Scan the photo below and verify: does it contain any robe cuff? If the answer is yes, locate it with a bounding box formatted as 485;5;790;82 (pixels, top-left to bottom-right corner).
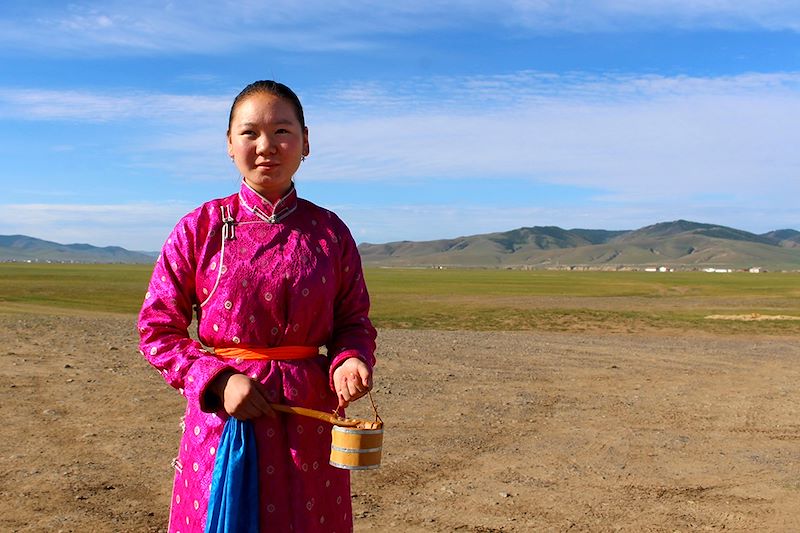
328;349;372;391
184;355;235;413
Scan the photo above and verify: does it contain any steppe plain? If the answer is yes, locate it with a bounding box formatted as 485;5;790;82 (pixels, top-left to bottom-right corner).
1;266;799;532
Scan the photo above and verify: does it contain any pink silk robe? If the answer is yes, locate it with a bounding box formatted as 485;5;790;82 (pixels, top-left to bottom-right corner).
137;181;377;533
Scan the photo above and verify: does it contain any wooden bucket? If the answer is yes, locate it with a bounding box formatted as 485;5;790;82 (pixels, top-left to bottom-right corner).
329;425;383;470
269;391;384;470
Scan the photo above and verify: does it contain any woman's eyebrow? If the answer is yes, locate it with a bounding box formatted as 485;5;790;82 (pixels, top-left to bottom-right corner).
238;119;295;127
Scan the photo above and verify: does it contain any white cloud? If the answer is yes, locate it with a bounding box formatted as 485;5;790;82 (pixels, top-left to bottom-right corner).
0;88;228;122
2;70;799;246
2;1;800;57
299;72;800;206
0;202;196;250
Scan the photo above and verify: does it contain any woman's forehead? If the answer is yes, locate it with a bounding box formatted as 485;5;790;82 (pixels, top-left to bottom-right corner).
232;93;298;124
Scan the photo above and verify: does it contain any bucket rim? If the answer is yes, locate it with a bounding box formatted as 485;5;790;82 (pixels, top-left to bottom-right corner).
332;426;384;435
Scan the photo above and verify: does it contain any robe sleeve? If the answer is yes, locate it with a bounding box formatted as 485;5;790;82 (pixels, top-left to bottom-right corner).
326;216;378;388
137;212;231;412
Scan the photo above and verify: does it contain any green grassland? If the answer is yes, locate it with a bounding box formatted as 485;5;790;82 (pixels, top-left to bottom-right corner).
1;264;798;334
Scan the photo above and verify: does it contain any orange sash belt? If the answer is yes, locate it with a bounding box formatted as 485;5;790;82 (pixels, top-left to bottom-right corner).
215;346;319;360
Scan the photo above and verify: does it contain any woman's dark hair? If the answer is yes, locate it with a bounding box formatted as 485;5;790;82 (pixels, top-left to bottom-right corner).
227;80;306;133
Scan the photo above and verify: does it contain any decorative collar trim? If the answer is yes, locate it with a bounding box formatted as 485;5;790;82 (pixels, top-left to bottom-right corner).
238;180;298;224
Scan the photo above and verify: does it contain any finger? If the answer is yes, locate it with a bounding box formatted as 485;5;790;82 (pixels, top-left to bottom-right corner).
249;381;276;418
357;365;372;389
336;389;349;409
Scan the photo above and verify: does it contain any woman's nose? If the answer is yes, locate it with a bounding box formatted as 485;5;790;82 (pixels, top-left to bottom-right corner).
256;134;276;154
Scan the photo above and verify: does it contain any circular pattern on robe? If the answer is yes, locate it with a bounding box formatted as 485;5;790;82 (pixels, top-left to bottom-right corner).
209;447;216;455
213;324;219;332
249;315;256;323
192;463;199;472
271;327;279;335
264;292;273;301
321;276;326;284
344;266;350;272
306;500;314;511
193;500;199;510
311;219;317;226
267;504;275;513
302;463;308;472
232;336;240;344
202;288;209;295
171;262;178;270
317;425;324;435
160;276;166;282
320;516;325;524
176;495;181;503
325;480;331;488
220;265;227;274
336;496;342;505
293;323;300;332
193;426;200;436
302;288;309;297
145;291;151;299
224;300;232;310
296;425;304;434
210;261;217;270
313;461;319;470
267;428;275;438
266;465;275;474
241;279;248;287
149;347;157;355
332;235;338;243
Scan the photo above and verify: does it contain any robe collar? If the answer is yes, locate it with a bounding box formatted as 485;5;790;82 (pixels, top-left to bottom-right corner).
238;180;298;224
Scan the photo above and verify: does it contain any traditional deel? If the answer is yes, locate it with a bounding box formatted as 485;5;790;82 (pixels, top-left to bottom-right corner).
138;181;377;532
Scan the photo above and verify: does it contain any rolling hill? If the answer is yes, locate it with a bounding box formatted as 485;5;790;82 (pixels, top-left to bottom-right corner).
358;220;800;270
0;235;156;264
4;220;799;269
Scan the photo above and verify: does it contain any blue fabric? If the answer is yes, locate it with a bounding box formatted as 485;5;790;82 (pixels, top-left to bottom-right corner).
205;418;260;533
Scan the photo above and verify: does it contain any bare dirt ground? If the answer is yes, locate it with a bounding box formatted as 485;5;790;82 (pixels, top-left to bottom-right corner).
1;307;799;532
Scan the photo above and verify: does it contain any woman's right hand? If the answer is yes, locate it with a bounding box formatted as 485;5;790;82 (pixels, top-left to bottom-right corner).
212;371;276;420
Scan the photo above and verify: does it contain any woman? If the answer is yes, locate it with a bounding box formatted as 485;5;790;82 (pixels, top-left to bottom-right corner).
138;80;377;532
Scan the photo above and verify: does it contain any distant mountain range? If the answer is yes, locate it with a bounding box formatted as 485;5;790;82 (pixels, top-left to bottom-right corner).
0;235;156;264
358;220;800;270
3;220;800;269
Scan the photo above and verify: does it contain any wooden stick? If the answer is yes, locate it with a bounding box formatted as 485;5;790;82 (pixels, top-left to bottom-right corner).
269;403;362;427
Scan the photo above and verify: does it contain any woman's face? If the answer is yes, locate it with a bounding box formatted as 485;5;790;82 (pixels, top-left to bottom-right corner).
227;92;309;202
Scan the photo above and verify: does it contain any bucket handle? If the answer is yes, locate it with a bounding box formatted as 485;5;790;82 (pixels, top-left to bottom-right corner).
270;391;382;428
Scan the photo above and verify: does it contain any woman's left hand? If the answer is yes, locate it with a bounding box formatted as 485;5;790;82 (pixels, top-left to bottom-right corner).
333;357;372;408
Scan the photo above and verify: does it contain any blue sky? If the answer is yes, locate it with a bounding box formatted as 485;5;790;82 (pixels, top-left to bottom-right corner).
1;1;799;251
